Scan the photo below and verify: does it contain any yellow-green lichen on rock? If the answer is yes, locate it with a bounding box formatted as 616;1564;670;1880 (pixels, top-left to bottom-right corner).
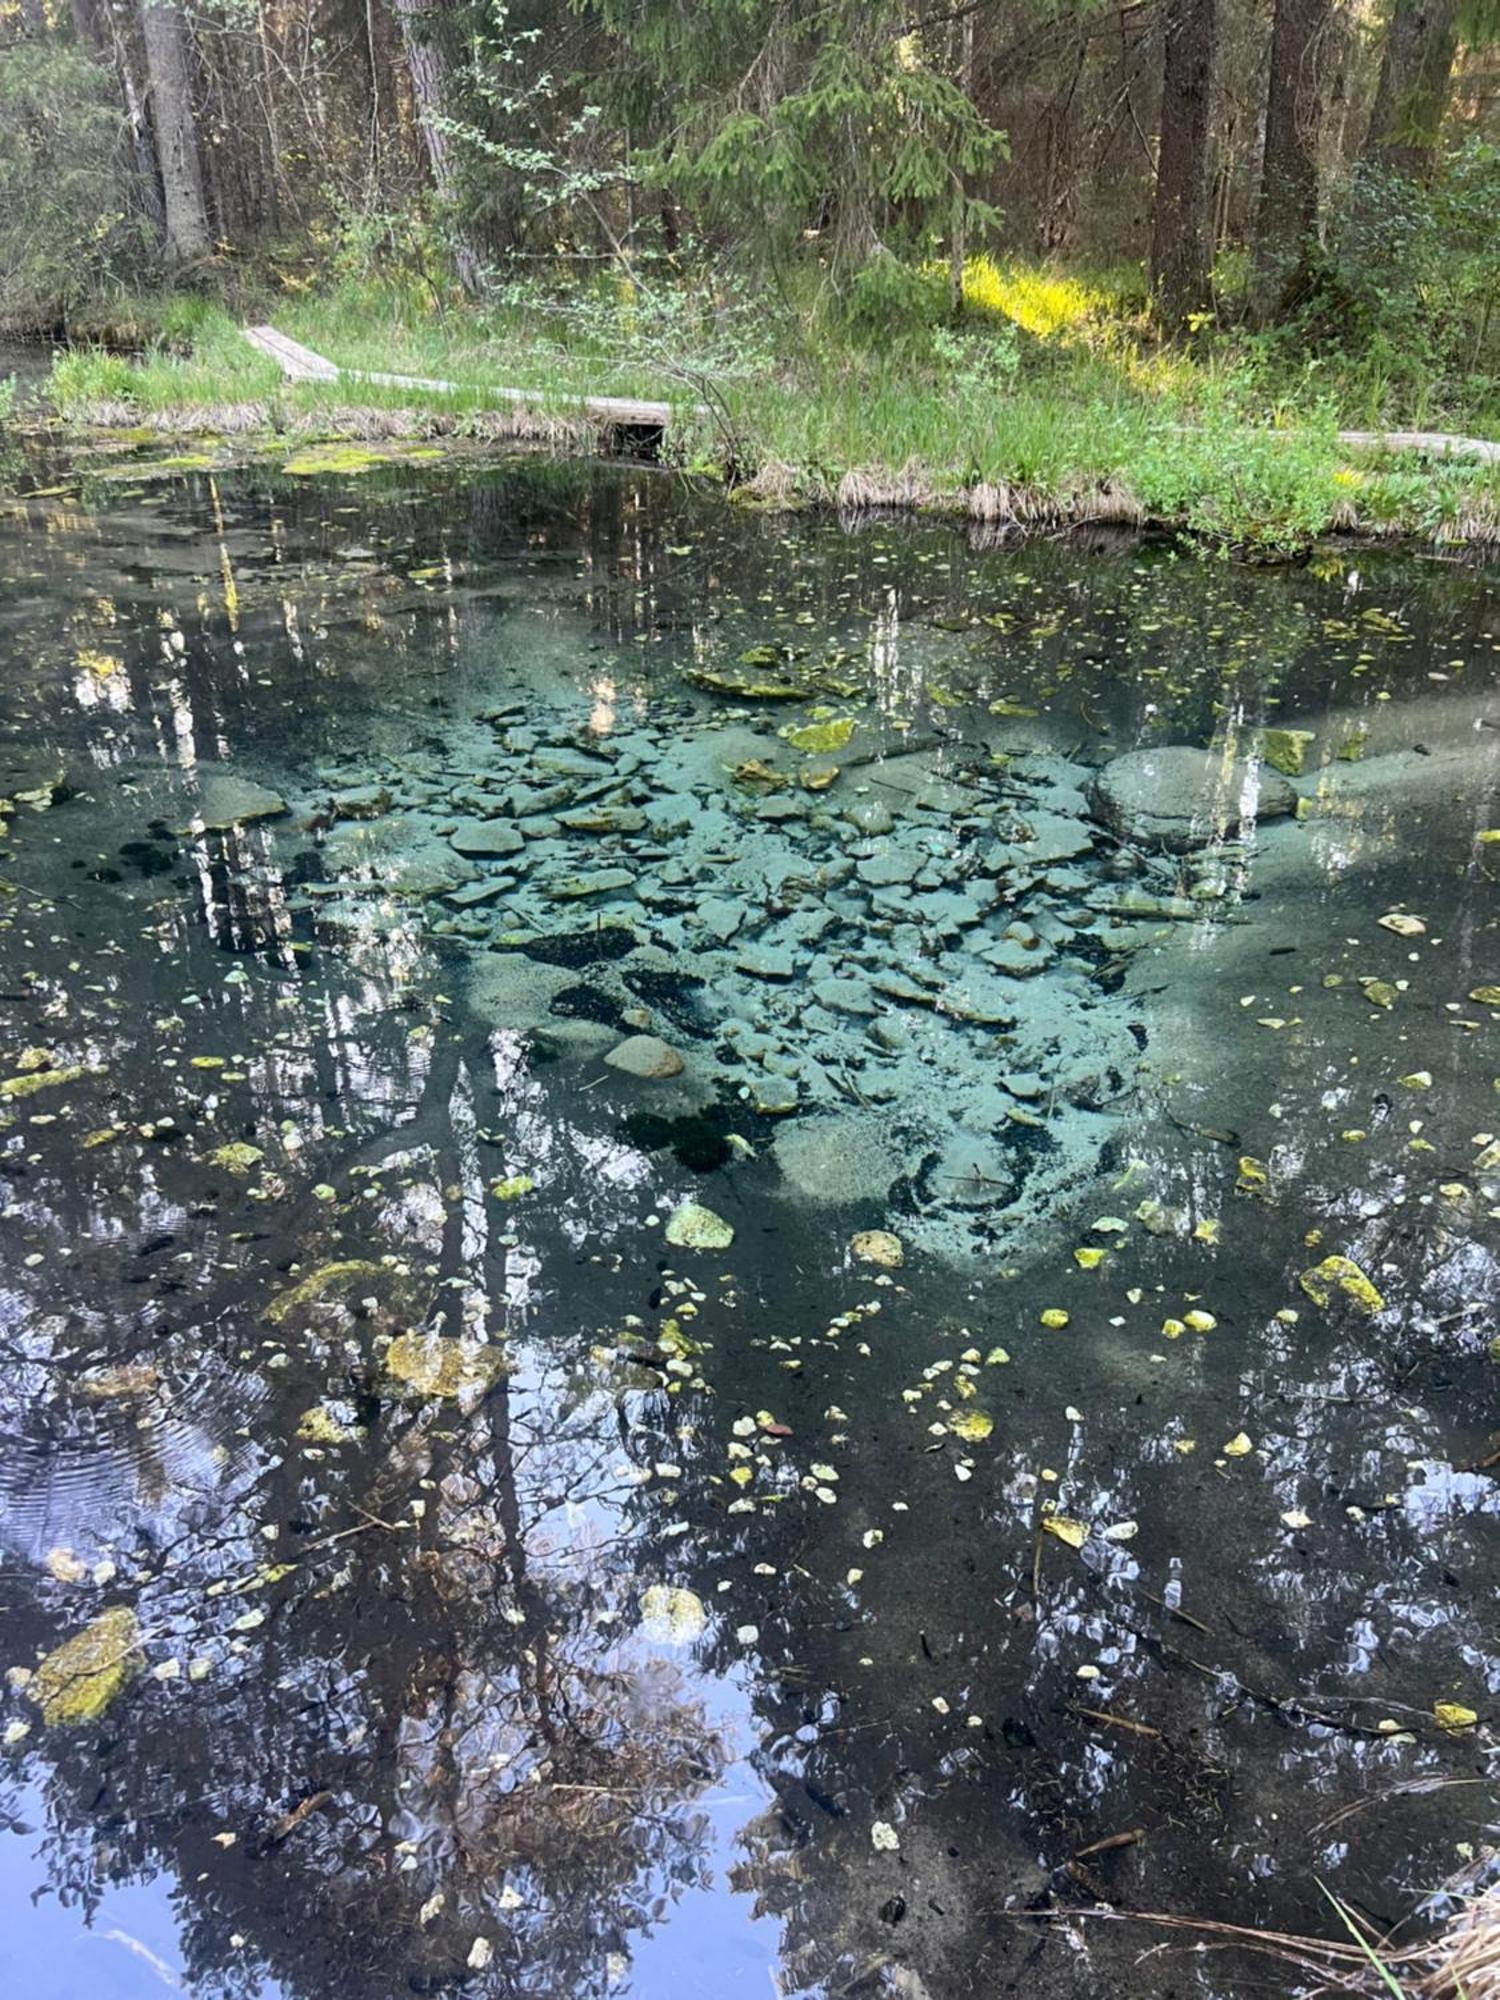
29;1606;141;1725
1298;1254;1385;1315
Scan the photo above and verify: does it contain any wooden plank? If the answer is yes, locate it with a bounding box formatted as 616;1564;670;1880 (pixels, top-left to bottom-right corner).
243;323;706;425
1335;427;1500;465
244;325;339;383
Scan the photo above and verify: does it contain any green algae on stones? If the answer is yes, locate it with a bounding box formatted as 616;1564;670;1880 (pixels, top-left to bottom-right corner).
1298;1254;1385;1315
264;1258;387;1324
297;1403;366;1445
779;715;855;755
638;1585;707;1645
0;1064;87;1101
209;1142;264;1172
664;1201;735;1251
29;1606;141;1725
383;1331;508;1401
1262;728;1317;776
281;442;444;477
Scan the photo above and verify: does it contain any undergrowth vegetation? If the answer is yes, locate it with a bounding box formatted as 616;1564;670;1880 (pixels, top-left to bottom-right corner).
38;244;1500;557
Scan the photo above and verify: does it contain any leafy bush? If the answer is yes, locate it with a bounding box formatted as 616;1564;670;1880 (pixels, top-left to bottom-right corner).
1272;138;1500;426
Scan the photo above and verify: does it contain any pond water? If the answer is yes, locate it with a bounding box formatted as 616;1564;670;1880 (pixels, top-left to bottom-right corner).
0;450;1496;2000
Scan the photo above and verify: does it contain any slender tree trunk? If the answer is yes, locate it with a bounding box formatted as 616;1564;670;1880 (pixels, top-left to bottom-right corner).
389;0;482;293
1363;0;1461;178
1251;0;1334;317
1150;0;1219;327
77;0;167;239
137;0;212;261
20;0;47;36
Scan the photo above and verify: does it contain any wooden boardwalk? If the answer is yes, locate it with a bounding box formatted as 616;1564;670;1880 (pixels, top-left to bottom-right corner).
243;324;705;427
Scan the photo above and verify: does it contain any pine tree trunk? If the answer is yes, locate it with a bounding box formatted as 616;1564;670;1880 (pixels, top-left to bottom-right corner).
1363;0;1461;178
1251;0;1333;317
137;0;212;262
1150;0;1219;327
389;0;482;293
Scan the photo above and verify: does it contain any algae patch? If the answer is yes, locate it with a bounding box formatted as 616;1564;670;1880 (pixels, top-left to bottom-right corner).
0;1065;88;1101
28;1607;141;1725
282;442;445;477
1298;1254;1385;1315
383;1332;507;1400
265;1259;387;1324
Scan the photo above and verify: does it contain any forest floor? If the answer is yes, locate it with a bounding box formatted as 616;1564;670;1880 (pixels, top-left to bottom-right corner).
22;263;1500;557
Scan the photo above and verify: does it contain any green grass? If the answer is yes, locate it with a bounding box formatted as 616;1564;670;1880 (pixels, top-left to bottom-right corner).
36;264;1500;555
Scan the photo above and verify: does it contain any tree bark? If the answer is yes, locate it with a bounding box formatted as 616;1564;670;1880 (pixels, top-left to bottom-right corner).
1251;0;1334;317
137;0;212;262
19;0;47;37
1150;0;1218;327
389;0;482;293
1363;0;1461;178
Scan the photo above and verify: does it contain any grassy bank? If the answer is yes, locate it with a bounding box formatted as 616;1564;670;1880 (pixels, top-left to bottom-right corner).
31;265;1500;555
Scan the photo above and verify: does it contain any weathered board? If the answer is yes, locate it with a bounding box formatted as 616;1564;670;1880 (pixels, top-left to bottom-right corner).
244;324;705;427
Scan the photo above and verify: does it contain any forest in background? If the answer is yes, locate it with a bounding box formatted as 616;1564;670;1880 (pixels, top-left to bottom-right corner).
3;0;1500;549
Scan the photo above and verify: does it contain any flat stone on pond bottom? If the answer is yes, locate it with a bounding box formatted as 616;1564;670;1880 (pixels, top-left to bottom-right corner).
449;819;525;858
184;772;288;833
1088;747;1297;853
605;1034;685;1080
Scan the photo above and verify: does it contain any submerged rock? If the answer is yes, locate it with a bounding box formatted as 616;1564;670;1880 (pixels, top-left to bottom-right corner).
605;1034;685;1080
664;1201;735;1251
29;1606;141;1725
384;1332;508;1400
185;771;289;833
1298;1254;1385;1315
746;1072;799;1115
850;1228;904;1268
449;819;524;858
1089;746;1297;852
773;1115;900;1205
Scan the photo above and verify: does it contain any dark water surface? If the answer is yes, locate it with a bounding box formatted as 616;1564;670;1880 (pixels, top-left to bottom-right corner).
0;451;1496;1999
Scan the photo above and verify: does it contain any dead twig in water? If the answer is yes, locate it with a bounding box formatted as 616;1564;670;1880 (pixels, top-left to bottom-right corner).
1073;1828;1145;1861
1068;1705;1162;1740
